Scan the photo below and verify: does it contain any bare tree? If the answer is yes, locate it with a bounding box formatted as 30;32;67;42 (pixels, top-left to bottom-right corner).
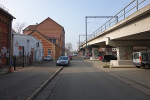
13;22;26;34
65;42;73;55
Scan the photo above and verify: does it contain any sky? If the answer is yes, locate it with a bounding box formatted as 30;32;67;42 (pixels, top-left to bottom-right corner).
1;0;150;51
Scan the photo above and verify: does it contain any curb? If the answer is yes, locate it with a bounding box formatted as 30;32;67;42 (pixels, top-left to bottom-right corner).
26;66;63;100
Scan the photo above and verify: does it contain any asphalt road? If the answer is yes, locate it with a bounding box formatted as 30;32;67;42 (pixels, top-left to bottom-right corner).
35;57;150;100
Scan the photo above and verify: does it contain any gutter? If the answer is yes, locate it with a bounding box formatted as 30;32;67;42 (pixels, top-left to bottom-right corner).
9;18;14;72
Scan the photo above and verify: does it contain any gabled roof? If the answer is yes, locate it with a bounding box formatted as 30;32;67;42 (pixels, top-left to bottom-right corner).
37;17;64;28
0;7;16;19
23;25;37;31
12;33;42;45
12;29;16;33
29;30;58;46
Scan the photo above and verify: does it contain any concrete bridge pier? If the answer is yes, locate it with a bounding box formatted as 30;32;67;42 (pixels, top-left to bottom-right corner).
106;38;134;67
85;48;89;56
110;46;133;67
80;50;84;57
90;48;99;60
106;48;112;55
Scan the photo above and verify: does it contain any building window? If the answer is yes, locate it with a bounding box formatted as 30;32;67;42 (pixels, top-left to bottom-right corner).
50;38;56;44
48;49;51;55
42;49;44;56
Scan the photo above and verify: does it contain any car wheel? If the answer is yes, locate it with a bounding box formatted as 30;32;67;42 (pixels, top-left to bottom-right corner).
56;63;58;66
144;64;149;69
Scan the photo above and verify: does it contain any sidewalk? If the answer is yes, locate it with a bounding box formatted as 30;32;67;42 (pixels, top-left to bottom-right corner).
0;61;62;100
85;60;150;95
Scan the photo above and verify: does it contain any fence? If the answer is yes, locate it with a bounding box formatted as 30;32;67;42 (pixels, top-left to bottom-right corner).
13;55;32;69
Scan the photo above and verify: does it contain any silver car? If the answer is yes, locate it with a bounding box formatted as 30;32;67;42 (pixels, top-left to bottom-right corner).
56;56;70;66
43;55;53;61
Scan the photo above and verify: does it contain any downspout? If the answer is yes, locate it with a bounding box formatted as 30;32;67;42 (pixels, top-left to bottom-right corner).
9;19;13;72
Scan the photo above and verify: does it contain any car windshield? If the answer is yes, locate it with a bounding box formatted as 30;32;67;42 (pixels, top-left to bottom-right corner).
58;57;68;60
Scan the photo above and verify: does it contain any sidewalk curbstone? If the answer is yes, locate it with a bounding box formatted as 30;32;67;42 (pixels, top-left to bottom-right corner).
26;66;63;100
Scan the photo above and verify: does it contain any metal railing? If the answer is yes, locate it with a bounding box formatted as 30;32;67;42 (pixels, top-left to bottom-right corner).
80;0;147;47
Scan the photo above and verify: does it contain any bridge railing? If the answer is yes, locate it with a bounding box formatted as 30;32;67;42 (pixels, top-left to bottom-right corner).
80;0;147;47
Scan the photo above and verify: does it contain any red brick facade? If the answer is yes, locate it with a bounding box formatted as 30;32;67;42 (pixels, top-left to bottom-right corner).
29;30;59;59
0;8;14;68
23;17;65;59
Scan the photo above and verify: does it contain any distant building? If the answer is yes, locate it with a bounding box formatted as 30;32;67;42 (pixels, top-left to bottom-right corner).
23;17;65;59
28;30;59;59
13;34;43;62
0;5;15;74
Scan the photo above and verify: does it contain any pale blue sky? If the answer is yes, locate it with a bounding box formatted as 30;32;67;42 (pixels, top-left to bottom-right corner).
1;0;150;50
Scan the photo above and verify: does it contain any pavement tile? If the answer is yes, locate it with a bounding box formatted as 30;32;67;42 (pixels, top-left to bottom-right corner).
0;61;61;100
85;60;150;91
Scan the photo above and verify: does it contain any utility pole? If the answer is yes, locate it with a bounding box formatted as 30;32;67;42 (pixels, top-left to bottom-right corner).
79;34;95;50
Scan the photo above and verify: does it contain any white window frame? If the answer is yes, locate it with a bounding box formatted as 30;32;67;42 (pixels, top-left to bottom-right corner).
48;49;51;55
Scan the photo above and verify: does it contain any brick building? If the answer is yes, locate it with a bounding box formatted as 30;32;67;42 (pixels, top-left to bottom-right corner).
23;17;65;59
0;6;15;74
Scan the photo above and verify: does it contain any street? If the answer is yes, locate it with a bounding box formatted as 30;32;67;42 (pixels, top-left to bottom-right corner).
35;57;150;100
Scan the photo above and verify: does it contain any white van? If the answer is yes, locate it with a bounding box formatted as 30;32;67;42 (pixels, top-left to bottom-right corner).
133;52;150;69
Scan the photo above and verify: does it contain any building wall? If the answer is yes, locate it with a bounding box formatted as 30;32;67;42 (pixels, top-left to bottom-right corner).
23;17;65;57
35;18;65;56
30;31;59;59
0;9;12;68
13;34;43;61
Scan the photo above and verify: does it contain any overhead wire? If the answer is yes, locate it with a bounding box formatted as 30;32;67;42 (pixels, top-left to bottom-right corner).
87;0;119;34
87;0;113;34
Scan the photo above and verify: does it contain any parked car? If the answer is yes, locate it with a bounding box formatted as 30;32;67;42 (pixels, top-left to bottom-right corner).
101;55;117;62
73;53;78;56
83;54;90;59
56;56;70;66
43;55;53;61
68;55;72;60
133;52;150;69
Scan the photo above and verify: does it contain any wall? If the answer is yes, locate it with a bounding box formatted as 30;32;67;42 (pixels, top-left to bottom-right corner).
0;9;11;69
13;34;43;61
36;17;65;56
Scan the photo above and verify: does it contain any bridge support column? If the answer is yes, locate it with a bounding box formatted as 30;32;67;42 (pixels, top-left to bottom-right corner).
106;48;112;55
106;38;135;67
85;48;89;56
110;46;134;68
117;46;132;60
90;48;99;60
79;50;84;57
